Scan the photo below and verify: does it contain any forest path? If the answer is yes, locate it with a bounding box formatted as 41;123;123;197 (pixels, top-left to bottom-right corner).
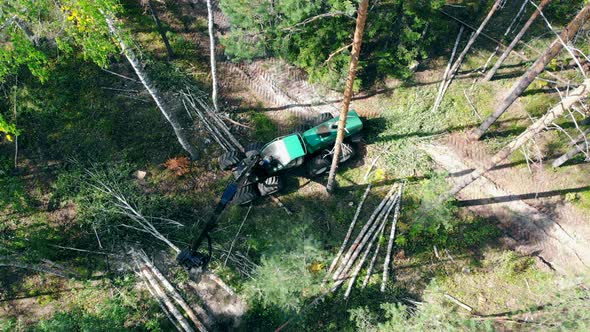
422;140;590;274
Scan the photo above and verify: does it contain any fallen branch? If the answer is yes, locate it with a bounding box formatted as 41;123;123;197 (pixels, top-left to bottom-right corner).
324;43;353;65
225;204;252;267
444;293;473;312
270;195;292;215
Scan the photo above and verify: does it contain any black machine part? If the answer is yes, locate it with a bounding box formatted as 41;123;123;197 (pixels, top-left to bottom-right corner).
176;153;262;270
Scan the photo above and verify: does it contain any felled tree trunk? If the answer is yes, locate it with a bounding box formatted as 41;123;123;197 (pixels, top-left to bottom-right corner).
104;15;199;160
443;79;590;199
552;127;590;167
471;4;590;140
326;0;369;193
206;0;220;112
484;0;552;81
431;0;502;113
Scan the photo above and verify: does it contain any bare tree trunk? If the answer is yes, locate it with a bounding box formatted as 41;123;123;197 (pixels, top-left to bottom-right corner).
484;0;552;81
443;79;590;199
381;183;403;292
471;4;590;140
326;0;369;193
552;127;590;167
323;183;371;284
432;25;465;113
431;0;502;113
206;0;220;112
137;251;210;331
146;0;174;60
139;265;195;332
103;15;199;160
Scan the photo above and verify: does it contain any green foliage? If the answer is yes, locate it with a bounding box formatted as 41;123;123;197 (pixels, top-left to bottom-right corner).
220;0;446;88
59;0;123;68
0;29;49;82
250;111;278;142
242;237;324;313
33;279;166;331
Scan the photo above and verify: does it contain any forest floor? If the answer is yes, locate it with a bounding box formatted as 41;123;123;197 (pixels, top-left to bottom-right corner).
3;1;590;331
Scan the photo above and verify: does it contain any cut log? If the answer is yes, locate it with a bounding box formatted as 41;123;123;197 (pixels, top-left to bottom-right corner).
472;4;590;140
484;0;552;81
481;0;528;73
138;264;195;332
443;79;590;199
361;208;386;289
324;183;372;284
332;184;397;280
344;207;389;298
137;251;210;331
381;183;403;292
552;144;589;168
336;191;400;286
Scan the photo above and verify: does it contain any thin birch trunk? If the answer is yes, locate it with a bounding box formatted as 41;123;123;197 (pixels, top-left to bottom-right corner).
336;191;399;285
472;4;590;140
381;184;403;292
552;143;589;168
482;0;528;72
326;0;369;192
206;0;219;112
344;210;388;298
432;25;465;113
324;183;372;284
146;0;174;60
103;14;199;160
443;79;590;199
484;0;552;81
431;0;502;113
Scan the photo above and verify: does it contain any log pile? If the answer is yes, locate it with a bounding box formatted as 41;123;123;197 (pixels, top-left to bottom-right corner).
324;183;404;298
180;88;244;153
132;249;212;332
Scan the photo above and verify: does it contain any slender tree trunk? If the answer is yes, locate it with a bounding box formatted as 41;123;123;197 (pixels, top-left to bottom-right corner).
146;0;174;60
326;0;369;193
552;127;590;167
104;15;199;160
484;0;552;82
471;4;590;140
206;0;220;112
431;0;502;113
443;79;590;199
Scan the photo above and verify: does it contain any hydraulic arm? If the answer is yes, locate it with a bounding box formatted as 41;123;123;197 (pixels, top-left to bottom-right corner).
176;154;261;270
